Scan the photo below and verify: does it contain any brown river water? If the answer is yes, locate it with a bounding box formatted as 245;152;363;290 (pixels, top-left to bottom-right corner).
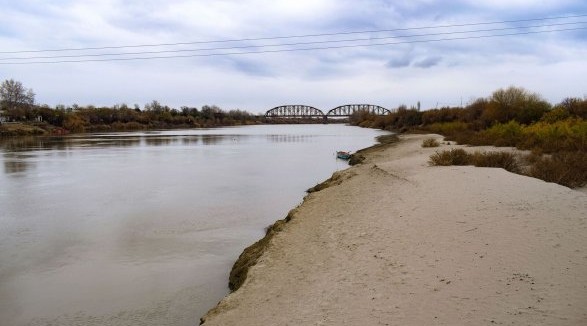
0;124;387;325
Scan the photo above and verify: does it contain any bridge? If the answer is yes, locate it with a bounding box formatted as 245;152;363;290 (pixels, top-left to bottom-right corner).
326;104;391;117
265;104;391;119
265;105;325;118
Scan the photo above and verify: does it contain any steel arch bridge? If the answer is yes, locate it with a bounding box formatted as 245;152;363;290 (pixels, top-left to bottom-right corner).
264;104;390;119
326;104;391;117
265;105;325;118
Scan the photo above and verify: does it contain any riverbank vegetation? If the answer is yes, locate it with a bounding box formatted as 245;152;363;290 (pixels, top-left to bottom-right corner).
0;79;263;136
351;86;587;188
1;101;262;136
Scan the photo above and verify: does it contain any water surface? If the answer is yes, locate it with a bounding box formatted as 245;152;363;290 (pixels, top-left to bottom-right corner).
0;124;388;325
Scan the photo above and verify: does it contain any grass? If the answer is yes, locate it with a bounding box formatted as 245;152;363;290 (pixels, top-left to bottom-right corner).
0;123;46;136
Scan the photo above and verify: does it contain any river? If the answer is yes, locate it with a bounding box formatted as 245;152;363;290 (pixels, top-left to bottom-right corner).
0;124;388;325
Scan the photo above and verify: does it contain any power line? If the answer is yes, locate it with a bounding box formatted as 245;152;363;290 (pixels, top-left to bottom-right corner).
1;21;584;61
0;13;585;54
1;26;583;65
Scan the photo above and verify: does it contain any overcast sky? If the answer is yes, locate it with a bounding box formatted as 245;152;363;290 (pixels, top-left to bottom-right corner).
1;0;586;113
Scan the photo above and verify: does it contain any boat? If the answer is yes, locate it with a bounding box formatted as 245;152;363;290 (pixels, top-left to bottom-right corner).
336;151;351;160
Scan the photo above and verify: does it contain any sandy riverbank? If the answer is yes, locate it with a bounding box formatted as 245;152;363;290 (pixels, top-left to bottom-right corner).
201;134;587;325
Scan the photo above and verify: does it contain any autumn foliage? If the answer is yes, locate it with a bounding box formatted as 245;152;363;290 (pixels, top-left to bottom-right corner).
352;86;587;188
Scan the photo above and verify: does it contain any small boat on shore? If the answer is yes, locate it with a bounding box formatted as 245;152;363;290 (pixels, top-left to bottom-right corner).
336;151;351;160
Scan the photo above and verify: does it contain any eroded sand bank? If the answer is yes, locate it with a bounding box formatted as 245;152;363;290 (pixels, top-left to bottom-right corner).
201;134;587;325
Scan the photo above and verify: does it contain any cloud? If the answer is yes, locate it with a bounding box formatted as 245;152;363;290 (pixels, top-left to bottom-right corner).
0;0;586;111
224;57;275;77
459;0;582;11
386;50;443;69
386;56;411;68
413;56;442;68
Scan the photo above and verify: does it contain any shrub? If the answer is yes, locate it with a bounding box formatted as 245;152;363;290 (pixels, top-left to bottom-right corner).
430;149;586;188
429;149;470;166
541;107;570;123
429;149;521;173
520;118;587;152
482;86;551;125
425;121;470;137
527;151;587;188
479;120;524;147
470;151;521;173
421;138;440;147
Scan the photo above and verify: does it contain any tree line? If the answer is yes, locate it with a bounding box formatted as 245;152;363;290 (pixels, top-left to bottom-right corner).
350;86;586;133
0;79;261;133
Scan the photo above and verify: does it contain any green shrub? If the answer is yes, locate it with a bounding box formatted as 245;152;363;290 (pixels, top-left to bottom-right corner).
541;107;570;123
520;118;587;152
421;138;440;147
480;120;524;147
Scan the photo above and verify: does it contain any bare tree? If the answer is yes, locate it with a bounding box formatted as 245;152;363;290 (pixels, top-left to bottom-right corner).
0;79;35;110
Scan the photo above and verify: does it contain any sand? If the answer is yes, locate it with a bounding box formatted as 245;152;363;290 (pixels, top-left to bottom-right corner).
201;134;587;326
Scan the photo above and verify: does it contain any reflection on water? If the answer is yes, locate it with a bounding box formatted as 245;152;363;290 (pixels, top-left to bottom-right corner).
201;135;226;145
266;134;316;143
2;152;35;175
3;159;33;175
0;125;389;326
0;136;67;152
144;136;177;146
0;135;141;152
0;134;251;151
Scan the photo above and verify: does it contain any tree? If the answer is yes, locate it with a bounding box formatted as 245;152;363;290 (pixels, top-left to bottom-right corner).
0;79;35;110
556;97;587;119
482;86;550;125
144;100;163;113
200;105;225;121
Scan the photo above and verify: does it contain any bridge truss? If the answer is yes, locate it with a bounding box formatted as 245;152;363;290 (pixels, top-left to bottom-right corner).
265;104;390;119
265;105;325;118
326;104;391;117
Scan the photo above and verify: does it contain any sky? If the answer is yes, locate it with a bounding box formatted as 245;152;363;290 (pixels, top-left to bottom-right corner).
0;0;586;114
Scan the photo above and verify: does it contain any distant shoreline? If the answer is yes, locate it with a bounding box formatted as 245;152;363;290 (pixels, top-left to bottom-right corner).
0;120;348;137
0;121;261;137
